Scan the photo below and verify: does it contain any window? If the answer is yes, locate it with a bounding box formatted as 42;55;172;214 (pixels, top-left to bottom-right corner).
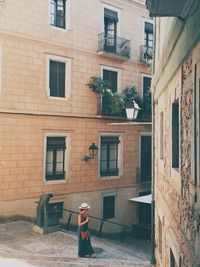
140;135;152;182
103;194;115;220
50;0;66;29
144;21;153;48
104;8;118;53
101;67;119;115
160;112;164;159
142;76;151;98
46;137;66;181
100;136;120;177
170;249;178;267
158;217;162;258
172;100;179;168
103;69;118;93
49;60;65;97
47;55;71;99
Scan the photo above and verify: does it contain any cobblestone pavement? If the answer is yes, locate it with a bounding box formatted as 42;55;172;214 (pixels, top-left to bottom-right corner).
0;221;153;267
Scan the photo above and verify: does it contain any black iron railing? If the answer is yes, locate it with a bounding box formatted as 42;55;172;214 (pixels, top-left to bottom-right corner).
63;208;131;242
140;45;153;63
98;32;131;59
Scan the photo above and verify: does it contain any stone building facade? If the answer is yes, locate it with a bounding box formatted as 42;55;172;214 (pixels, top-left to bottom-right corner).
0;0;152;232
146;0;200;266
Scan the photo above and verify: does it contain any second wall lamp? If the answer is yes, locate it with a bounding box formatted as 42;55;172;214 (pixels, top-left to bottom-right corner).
81;142;98;161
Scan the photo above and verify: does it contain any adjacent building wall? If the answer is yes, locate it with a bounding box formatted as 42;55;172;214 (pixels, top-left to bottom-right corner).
153;3;200;266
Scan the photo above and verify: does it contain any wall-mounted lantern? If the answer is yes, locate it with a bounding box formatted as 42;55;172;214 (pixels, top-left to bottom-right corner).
125;100;141;120
81;142;98;161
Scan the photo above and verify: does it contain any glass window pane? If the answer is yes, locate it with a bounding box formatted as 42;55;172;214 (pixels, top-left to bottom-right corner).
109;160;117;170
46;150;53;175
47;150;53;163
100;161;107;171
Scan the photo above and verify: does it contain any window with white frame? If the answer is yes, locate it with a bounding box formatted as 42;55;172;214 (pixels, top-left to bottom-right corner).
102;193;116;220
50;0;67;29
45;136;66;181
101;66;121;115
47;55;71;99
100;136;120;177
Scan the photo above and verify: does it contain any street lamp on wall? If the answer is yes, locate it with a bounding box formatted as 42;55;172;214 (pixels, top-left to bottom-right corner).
81;142;98;161
125;100;141;120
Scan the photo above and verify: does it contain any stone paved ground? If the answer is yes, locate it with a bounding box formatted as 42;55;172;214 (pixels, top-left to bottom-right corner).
0;221;153;267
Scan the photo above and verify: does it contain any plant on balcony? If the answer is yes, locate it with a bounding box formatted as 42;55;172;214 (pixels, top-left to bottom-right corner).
87;76;111;95
88;77;151;119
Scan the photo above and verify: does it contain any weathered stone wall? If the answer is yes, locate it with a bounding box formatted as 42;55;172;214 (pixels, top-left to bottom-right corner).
154;44;200;266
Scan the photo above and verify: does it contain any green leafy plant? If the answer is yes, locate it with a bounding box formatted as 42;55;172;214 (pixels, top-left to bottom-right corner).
87;76;111;95
88;77;151;120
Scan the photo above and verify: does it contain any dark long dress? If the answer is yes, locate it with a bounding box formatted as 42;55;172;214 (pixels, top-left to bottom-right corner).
78;214;94;257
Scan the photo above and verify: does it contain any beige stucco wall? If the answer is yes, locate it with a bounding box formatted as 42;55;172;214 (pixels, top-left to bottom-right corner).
0;0;152;232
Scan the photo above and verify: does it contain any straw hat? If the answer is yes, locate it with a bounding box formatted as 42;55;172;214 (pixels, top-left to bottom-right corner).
79;203;91;209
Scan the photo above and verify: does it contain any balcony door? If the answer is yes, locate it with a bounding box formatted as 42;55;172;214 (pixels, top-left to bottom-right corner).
104;8;118;53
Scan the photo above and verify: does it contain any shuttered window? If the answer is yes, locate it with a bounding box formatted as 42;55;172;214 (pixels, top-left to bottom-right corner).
143;76;151;97
49;60;65;98
103;195;115;220
103;69;118;93
140;135;152;182
46;137;66;181
100;136;119;177
144;22;153;48
50;0;66;29
172;100;179;168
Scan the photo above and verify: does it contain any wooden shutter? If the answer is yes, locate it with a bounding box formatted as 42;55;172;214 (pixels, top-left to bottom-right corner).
140;135;152;182
103;195;115;219
172;101;179;168
50;61;65;98
103;69;118;92
143;77;151;97
50;60;58;97
58;62;65;97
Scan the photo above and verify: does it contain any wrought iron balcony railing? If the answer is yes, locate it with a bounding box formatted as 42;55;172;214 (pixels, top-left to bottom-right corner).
140;45;153;64
98;32;131;59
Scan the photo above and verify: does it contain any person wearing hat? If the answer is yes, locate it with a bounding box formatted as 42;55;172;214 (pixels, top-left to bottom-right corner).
77;203;95;258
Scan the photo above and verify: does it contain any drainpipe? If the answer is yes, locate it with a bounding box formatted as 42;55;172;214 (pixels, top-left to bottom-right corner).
151;17;156;265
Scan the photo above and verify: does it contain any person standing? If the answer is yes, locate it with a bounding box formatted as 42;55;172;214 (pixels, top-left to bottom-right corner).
78;203;95;258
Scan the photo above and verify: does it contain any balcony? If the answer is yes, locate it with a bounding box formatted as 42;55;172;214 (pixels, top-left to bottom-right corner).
97;32;131;60
140;45;153;64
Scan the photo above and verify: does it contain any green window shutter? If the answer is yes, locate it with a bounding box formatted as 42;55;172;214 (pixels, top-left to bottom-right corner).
172;101;179;168
103;69;118;92
58;62;65;98
103;195;115;220
49;61;65;98
50;60;58;97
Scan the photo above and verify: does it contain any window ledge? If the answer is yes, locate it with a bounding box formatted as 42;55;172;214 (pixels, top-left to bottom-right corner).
44;179;67;185
99;176;121;181
48;96;70;101
49;25;70;32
